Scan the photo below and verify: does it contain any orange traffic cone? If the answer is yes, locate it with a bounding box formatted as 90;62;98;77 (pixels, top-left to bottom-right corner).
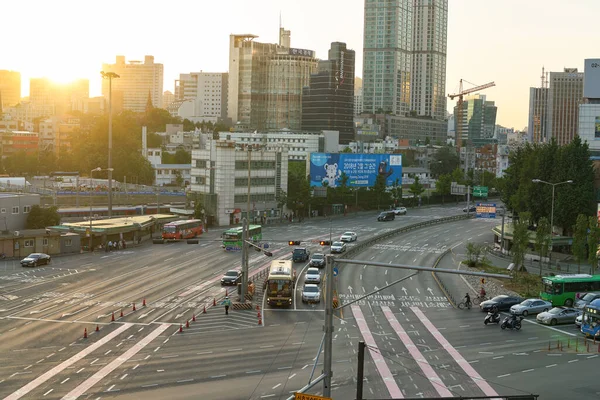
258;317;262;326
192;314;196;322
143;298;147;307
202;306;207;314
256;305;260;311
179;324;183;333
257;311;261;318
111;312;115;322
120;310;124;317
95;325;99;332
186;320;190;328
83;328;88;338
133;303;136;311
213;298;216;306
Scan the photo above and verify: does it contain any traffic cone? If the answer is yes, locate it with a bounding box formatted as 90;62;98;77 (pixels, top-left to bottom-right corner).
133;303;136;311
143;298;146;307
213;298;216;306
202;306;207;314
257;311;261;319
179;324;183;333
256;305;260;311
111;312;115;322
95;325;99;332
120;310;124;317
186;320;190;328
192;314;196;322
83;328;88;339
258;317;262;325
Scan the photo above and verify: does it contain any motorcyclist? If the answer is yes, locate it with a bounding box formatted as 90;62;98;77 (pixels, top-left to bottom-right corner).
509;312;519;327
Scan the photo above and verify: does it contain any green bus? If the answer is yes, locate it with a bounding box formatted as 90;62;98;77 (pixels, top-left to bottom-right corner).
540;274;600;307
222;225;262;251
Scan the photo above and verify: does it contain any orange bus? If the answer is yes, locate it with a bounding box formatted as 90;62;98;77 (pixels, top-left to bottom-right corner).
162;219;203;240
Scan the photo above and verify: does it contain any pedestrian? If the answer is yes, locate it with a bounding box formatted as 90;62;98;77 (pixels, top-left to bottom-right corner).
108;240;112;251
221;296;232;315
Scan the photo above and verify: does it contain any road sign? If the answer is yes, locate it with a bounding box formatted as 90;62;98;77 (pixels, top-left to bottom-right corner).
475;203;496;219
473;186;488;197
333;267;339;277
481;278;485;284
295;394;331;400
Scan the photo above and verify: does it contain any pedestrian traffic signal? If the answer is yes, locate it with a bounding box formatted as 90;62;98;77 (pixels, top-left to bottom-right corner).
288;241;301;246
319;240;332;246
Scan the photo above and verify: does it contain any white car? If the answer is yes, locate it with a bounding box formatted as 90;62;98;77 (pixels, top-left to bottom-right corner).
304;267;321;284
393;207;407;215
340;232;357;242
331;241;347;254
302;284;321;303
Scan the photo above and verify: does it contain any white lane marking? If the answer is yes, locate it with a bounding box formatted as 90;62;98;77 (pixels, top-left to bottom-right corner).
272;384;281;389
133;364;139;370
289;373;297;380
76;368;85;374
106;385;115;392
546;364;557;368
43;389;53;396
60;324;170;400
177;379;193;383
211;375;226;378
522;369;534;373
61;378;70;384
497;374;511;378
4;324;132;400
197;351;213;355
120;374;128;380
246;370;262;374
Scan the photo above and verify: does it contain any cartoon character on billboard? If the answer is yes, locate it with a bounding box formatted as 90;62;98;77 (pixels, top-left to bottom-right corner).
378;160;393;179
322;163;341;188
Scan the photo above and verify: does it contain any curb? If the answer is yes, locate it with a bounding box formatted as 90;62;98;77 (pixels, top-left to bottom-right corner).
430;248;457;308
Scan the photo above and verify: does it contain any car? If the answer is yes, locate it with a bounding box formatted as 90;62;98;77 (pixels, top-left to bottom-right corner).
20;253;51;267
510;298;552;316
304;268;321;284
479;295;523;312
536;307;582;326
330;241;347;254
393;207;407;215
463;205;477;212
574;292;600;309
292;247;310;263
220;270;242;286
340;232;357;242
377;211;395;221
302;284;321;303
309;253;326;268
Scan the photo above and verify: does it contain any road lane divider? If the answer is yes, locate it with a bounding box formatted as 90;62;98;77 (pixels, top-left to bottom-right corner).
5;323;133;400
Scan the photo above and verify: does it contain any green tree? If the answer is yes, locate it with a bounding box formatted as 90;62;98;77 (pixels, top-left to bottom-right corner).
511;211;532;272
25;205;60;229
588;215;600;275
390;178;402;206
372;174;387;210
465;242;485;267
572;214;589;274
408;176;425;200
174;170;184;187
534;217;551;275
174;148;191;164
431;146;460;178
451;167;465;185
435;174;452;204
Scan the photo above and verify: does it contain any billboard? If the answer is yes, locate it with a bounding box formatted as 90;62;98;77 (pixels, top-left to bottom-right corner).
475;203;497;219
289;48;315;58
309;153;402;188
584;59;600;99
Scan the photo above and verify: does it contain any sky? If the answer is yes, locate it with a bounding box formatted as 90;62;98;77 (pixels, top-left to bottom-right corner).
3;0;598;130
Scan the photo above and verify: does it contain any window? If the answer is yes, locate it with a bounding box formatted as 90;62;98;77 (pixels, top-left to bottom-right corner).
23;206;31;213
43;238;48;246
24;239;34;247
65;239;73;247
0;208;5;213
12;206;19;214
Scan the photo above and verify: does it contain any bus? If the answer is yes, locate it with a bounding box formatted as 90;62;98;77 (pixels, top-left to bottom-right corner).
580;299;600;338
265;260;296;307
162;219;204;240
221;225;262;251
540;274;600;307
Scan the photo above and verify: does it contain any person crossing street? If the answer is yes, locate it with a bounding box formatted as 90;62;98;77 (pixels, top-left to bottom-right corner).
221;296;232;315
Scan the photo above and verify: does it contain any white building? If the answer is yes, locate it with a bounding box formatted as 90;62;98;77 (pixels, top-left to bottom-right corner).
173;72;228;123
155;164;191;187
579;59;600;151
101;55;164;112
191;136;288;226
495;145;510;177
348;136;400;153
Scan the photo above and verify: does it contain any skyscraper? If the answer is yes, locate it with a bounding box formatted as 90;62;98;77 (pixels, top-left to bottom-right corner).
547;68;584;146
362;0;447;119
301;42;356;144
0;70;21;109
527;87;549;143
174;72;228;122
453;94;497;147
101;55;164;113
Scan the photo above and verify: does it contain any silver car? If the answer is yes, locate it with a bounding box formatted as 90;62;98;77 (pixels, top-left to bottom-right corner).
302;284;321;303
304;268;321;284
331;241;347;254
510;298;552;316
574;292;600;309
536;307;582;326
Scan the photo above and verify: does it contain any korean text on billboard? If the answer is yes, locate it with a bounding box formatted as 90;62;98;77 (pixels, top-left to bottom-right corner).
309;153;402;188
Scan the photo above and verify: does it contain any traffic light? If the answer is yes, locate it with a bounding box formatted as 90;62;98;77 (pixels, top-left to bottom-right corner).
264;251;273;257
319;240;332;246
288;241;301;246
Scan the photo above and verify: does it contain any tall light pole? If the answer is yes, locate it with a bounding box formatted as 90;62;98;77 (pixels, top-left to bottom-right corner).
532;179;573;266
89;167;102;252
101;71;120;218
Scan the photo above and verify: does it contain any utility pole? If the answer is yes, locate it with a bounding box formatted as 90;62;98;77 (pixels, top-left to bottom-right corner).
323;254;334;397
356;341;365;400
240;218;248;302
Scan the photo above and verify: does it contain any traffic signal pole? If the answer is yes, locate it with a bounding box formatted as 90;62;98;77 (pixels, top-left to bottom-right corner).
323;254;334;397
240;218;248;302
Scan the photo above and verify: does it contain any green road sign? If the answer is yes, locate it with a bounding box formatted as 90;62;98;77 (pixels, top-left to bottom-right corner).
473;186;488;197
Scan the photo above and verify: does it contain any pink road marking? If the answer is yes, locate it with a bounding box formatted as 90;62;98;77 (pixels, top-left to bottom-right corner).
381;306;453;397
410;307;499;397
62;323;170;400
351;305;404;399
5;323;132;400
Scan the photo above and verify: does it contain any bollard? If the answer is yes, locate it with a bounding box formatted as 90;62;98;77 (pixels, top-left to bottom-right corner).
548;341;551;351
587;342;590;352
133;303;136;311
83;328;88;339
120;310;124;318
557;340;560;349
192;314;196;322
111;312;115;322
213;298;216;306
143;298;147;307
186;320;190;328
96;325;99;332
202;306;207;314
179;324;183;333
256;305;260;311
576;338;579;352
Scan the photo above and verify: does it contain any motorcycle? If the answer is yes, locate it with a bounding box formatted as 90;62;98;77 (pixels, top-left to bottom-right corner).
484;312;500;325
500;315;523;330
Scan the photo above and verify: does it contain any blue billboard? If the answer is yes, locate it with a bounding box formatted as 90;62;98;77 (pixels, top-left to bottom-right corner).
475;203;497;218
309;153;402;188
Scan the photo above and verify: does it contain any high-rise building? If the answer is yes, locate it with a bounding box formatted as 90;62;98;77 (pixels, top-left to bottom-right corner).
578;59;600;153
354;77;363;116
174;72;228;122
101;55;164;113
162;90;175;110
528;87;549;143
301;42;356;144
362;0;447;120
547;68;583;146
0;70;21;109
453;94;497;147
228;28;318;131
29;77;89;116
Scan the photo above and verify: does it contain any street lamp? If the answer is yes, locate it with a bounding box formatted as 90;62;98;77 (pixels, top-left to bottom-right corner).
101;71;120;218
532;178;573;266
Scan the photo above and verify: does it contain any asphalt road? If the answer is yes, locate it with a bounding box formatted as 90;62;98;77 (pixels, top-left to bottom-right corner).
1;207;597;399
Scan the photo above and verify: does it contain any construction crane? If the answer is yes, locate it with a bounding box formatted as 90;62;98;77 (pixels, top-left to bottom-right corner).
448;79;496;169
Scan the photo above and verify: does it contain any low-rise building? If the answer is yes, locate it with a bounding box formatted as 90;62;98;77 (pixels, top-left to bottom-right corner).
155;164;191;187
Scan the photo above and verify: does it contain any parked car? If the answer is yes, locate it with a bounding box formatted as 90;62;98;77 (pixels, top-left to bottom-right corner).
331;241;347;254
220;270;242;286
20;253;51;267
377;211;395;221
302;284;321;303
536;307;582;326
309;253;326;268
292;247;310;263
393;207;407;215
479;295;523;312
510;298;552;316
575;292;600;309
304;268;321;284
340;232;357;242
